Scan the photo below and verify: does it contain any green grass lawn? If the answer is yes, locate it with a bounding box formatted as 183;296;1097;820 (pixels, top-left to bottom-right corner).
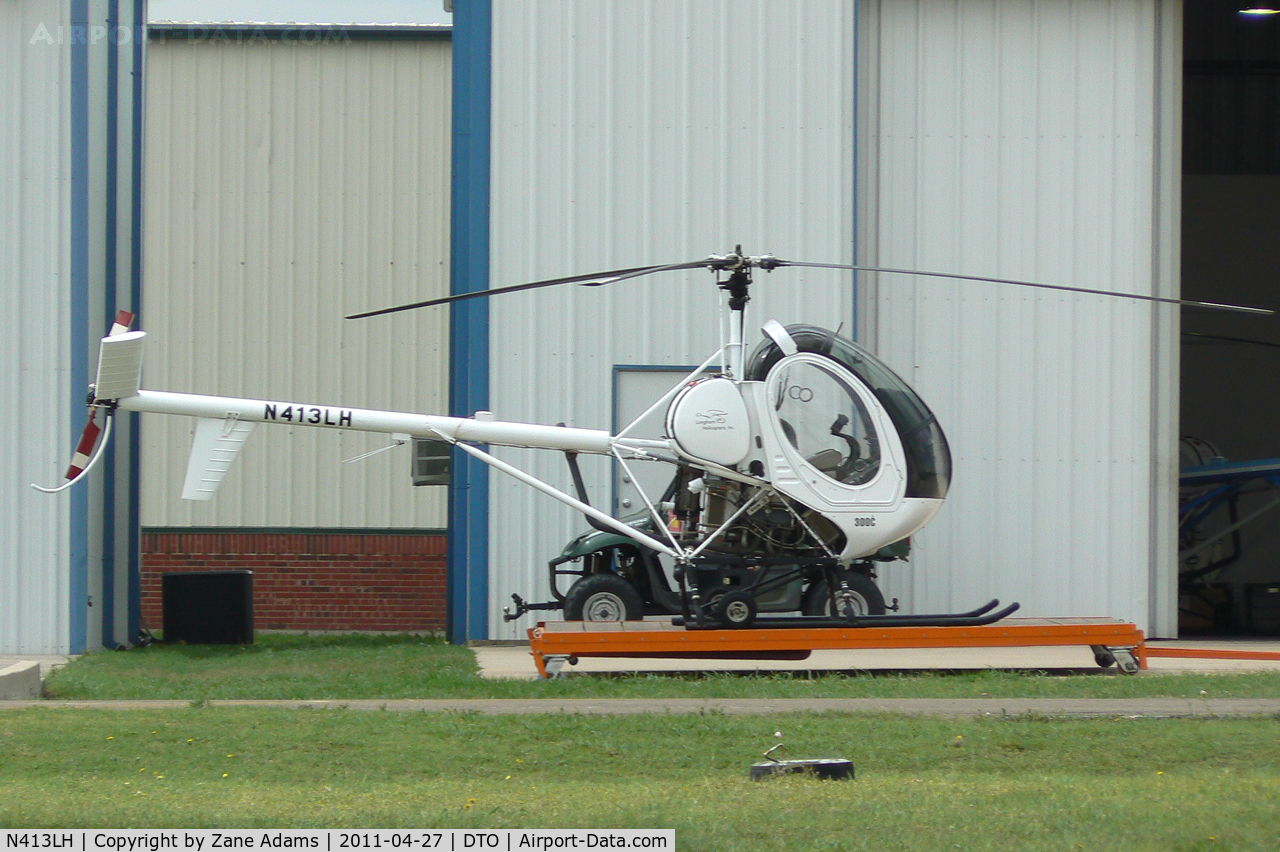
37;633;1280;701
1;707;1278;849
12;633;1279;847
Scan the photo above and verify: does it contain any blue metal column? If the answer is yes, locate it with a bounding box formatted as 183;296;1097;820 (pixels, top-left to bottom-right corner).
66;0;146;652
126;0;146;648
448;0;492;643
98;0;146;649
100;0;123;649
68;0;92;654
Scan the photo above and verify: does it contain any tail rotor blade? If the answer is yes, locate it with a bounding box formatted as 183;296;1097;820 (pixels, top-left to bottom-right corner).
64;411;103;481
32;410;114;494
34;309;135;493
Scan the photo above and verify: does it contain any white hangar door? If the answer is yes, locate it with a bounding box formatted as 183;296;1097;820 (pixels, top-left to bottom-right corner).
858;0;1182;636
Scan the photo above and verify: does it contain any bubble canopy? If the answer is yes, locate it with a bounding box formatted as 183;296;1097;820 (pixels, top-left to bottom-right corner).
746;324;952;500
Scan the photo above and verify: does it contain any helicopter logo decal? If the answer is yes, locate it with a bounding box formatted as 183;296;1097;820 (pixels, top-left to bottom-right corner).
787;385;815;403
694;409;730;428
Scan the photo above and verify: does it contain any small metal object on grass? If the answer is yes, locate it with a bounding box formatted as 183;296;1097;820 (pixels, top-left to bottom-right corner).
750;741;855;781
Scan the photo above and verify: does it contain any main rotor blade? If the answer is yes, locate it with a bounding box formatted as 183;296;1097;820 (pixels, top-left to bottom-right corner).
1183;331;1280;349
346;258;720;320
774;260;1274;317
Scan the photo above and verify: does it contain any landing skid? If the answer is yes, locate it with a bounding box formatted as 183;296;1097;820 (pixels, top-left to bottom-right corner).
674;598;1021;630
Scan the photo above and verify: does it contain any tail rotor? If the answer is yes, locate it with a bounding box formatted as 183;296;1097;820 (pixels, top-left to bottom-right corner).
31;310;135;494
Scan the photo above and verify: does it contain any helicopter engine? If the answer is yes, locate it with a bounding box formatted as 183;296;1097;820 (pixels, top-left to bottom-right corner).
662;467;844;557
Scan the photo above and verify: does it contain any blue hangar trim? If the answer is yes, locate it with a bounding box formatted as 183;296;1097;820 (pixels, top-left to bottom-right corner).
68;0;147;652
102;0;147;651
448;0;492;644
69;0;91;653
126;0;147;650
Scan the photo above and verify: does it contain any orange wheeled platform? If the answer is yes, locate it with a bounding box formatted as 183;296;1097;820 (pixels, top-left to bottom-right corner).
526;617;1147;678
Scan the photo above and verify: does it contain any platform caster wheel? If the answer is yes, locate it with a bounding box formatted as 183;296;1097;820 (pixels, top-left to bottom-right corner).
714;590;758;628
1092;646;1116;669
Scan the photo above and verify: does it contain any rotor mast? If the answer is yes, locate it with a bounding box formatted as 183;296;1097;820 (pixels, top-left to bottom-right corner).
711;247;771;380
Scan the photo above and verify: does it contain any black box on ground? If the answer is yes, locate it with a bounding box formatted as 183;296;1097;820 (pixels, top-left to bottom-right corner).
1245;583;1280;636
162;570;254;644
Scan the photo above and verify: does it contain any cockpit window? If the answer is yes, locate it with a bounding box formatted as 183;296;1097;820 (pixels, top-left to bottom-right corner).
772;360;880;486
747;325;951;500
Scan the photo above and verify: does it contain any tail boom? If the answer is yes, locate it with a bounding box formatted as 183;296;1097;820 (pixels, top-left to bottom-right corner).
115;389;617;454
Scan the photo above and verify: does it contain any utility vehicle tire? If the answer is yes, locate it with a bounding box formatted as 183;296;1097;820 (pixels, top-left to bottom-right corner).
802;572;886;618
563;573;645;622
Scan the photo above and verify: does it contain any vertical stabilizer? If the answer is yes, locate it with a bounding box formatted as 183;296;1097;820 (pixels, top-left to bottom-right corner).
93;331;146;402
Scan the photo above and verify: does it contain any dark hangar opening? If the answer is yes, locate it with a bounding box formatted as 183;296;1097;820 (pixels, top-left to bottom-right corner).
1179;0;1280;635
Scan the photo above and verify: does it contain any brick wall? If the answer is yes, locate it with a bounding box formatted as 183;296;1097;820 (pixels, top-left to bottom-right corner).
141;530;448;632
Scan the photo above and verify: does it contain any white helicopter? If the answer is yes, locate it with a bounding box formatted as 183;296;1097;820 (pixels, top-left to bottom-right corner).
37;249;1270;630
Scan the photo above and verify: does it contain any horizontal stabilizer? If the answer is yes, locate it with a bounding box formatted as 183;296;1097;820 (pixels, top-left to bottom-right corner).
94;331;146;402
182;415;255;501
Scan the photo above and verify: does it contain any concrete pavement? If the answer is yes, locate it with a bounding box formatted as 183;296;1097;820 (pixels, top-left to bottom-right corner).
0;654;73;676
3;641;1279;718
0;655;72;699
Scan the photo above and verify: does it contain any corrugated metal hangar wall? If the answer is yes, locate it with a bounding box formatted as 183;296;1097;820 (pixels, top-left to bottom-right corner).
474;0;1181;638
142;28;452;530
861;0;1182;637
3;0;144;654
